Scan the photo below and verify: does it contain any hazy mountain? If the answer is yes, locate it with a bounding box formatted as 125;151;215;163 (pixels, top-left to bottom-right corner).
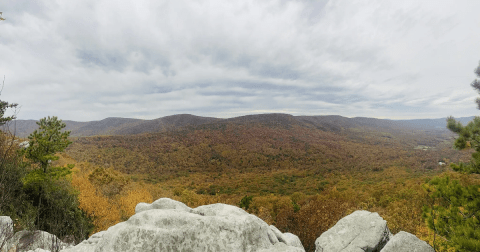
114;114;221;135
8;114;476;138
69;117;144;136
396;116;475;129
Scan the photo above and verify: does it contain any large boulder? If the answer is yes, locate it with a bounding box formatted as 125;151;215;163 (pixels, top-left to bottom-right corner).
63;198;304;252
380;231;434;252
315;210;392;252
0;216;14;251
2;230;70;252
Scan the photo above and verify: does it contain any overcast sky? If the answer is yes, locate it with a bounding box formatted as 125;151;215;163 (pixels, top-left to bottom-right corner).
1;0;480;121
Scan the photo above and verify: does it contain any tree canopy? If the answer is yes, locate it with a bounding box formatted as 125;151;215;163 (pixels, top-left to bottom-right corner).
423;61;480;252
24;116;72;173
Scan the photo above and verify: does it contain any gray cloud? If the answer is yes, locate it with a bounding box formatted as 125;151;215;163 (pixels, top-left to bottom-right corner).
1;0;480;121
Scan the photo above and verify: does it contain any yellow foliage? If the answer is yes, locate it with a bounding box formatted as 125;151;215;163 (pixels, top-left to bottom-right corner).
119;187;153;219
249;195;292;224
180;189;202;207
256;206;274;225
71;173;120;233
415;225;456;252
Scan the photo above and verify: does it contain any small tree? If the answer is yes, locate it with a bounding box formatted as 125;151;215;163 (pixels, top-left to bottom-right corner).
0;76;26;221
24;116;72;173
22;116;93;242
422;61;480;252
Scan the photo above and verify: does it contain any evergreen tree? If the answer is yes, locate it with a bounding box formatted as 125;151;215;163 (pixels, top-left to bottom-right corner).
422;61;480;252
24;116;72;173
22;116;93;242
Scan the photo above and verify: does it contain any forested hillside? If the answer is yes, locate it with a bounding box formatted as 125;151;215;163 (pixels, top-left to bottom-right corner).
54;114;472;251
12;113;473;138
3;112;477;251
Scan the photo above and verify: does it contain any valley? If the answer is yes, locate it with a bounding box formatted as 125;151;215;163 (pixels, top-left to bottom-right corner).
33;113;474;251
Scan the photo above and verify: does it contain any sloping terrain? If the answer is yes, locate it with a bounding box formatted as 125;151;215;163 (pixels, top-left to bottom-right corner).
12;114;221;138
11;113;475;138
43;113;474;252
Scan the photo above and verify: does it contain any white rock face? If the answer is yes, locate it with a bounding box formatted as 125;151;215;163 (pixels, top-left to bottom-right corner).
2;230;69;252
135;197;191;213
315;210;392;252
380;231;434;252
0;216;14;251
19;141;29;149
63;198;305;252
284;232;305;249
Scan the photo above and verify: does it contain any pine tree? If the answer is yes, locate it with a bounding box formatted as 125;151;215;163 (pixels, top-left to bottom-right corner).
24;116;72;173
22;116;93;242
422;61;480;252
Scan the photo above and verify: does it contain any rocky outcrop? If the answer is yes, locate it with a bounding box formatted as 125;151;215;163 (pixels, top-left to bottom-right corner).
63;198;304;252
2;200;434;252
315;210;392;252
381;231;434;252
0;216;14;251
314;210;434;252
1;230;70;252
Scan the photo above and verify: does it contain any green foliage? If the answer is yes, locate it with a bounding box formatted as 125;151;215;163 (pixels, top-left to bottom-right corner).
0;85;24;220
423;61;480;251
470;60;480;109
19;116;93;242
24;116;72;172
0;149;26;216
239;195;253;210
22;166;93;242
423;176;480;251
292;201;300;213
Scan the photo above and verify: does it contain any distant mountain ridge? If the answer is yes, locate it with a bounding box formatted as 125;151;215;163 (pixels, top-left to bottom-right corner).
7;114;476;138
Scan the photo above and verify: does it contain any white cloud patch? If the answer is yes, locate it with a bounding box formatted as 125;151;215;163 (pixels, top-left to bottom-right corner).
1;0;480;121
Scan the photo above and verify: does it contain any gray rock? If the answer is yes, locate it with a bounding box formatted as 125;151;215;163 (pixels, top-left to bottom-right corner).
380;231;434;252
270;225;288;243
284;232;305;250
3;230;69;252
135;197;191;214
19;141;29;149
267;228;280;244
63;198;304;252
60;231;105;252
259;242;306;252
190;203;248;217
0;216;13;251
315;210;392;252
26;249;51;252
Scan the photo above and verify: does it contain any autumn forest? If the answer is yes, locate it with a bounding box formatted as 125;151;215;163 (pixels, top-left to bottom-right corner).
2;113;479;252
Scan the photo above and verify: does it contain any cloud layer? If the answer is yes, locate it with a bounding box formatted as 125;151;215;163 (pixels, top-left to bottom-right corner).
1;0;480;121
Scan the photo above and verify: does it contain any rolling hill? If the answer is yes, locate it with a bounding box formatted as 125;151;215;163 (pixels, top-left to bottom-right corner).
8;113;476;138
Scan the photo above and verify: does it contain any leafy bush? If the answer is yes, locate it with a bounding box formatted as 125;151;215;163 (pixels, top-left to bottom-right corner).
239;195;253;210
22;166;94;242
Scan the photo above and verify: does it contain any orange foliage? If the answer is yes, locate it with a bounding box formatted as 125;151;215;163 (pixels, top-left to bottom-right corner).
118;186;153;219
71;172;120;233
